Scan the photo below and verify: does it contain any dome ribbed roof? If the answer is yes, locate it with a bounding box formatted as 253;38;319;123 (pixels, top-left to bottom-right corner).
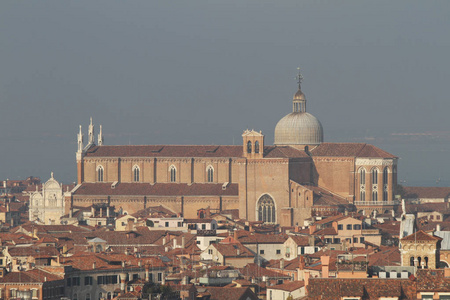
274;112;323;145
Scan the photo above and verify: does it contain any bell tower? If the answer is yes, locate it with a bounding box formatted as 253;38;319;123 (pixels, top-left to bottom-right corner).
242;129;264;159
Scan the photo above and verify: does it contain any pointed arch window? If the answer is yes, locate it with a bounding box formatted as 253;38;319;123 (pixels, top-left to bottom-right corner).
169;165;176;182
132;165;140;182
255;141;260;154
372;168;378;185
372;168;379;201
97;165;104;182
247;141;252;153
207;165;214;183
383;167;389;201
359;168;366;201
257;194;276;224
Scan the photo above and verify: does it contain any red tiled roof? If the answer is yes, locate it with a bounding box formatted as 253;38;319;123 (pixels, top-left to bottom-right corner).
213;243;254;258
198;286;258;300
400;230;443;242
84;145;308;159
73;182;239;196
307;278;415;299
85;145;243;158
311;143;396;158
404;186;450;199
0;269;63;283
268;280;305;292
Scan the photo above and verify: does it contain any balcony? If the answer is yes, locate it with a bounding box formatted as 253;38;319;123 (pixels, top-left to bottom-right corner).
354;200;399;206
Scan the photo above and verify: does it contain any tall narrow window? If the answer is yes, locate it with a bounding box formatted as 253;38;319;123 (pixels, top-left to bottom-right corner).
247;141;252;153
132;165;140;182
383;167;389;201
359;168;366;201
97;166;104;182
372;168;379;201
255;141;260;153
207;165;214;183
169;165;176;182
372;168;378;185
257;194;276;223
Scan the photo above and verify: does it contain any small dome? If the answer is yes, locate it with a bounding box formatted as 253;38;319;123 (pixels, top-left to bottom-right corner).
274;112;323;145
293;89;306;100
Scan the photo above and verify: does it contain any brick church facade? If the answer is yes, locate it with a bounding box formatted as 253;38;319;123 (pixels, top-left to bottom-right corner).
66;77;399;226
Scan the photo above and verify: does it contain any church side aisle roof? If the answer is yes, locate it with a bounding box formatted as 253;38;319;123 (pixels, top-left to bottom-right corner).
73;182;239;196
85;145;243;157
310;143;396;158
83;145;309;159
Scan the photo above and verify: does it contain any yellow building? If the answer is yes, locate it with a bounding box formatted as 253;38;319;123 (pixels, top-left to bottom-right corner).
67;76;399;226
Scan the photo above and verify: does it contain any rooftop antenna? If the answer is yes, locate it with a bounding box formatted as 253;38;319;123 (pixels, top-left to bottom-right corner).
296;67;303;90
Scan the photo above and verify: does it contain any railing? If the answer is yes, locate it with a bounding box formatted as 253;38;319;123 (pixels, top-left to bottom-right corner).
354;200;399;206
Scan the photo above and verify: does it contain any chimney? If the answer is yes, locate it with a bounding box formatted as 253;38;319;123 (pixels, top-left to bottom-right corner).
6;202;10;213
145;264;150;281
321;256;330;278
344;209;348;216
182;236;185;248
163;236;167;245
234;228;238;240
391;209;395;218
299;256;305;270
173;238;177;248
280;259;284;270
33;228;38;239
237;248;240;256
3;181;6;188
182;275;189;285
91;206;95;216
304;271;310;293
93;262;96;269
437;224;441;232
309;225;316;235
120;273;127;291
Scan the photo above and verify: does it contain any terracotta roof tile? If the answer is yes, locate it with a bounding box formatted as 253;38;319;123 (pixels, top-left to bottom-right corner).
400;230;443;242
73;182;238;196
268;280;304;292
404;186;450;199
311;143;396;158
85;145;243;158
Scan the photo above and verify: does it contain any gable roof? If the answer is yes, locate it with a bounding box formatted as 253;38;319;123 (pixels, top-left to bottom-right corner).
84;145;309;159
311;143;396;158
404;186;450;199
400;230;443;242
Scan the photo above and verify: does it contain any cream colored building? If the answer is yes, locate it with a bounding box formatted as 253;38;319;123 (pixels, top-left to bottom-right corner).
29;173;65;225
67;75;399;226
400;230;442;269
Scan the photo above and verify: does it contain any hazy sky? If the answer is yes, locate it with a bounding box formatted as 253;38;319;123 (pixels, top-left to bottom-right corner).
1;1;449;186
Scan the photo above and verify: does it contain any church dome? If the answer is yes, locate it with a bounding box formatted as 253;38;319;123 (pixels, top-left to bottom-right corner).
274;112;323;145
274;75;324;146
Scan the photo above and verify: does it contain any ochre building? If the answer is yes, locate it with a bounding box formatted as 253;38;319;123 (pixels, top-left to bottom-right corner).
67;80;399;226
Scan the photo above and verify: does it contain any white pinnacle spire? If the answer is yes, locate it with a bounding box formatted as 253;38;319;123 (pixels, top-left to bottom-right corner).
98;125;103;146
88;117;95;145
77;125;84;153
